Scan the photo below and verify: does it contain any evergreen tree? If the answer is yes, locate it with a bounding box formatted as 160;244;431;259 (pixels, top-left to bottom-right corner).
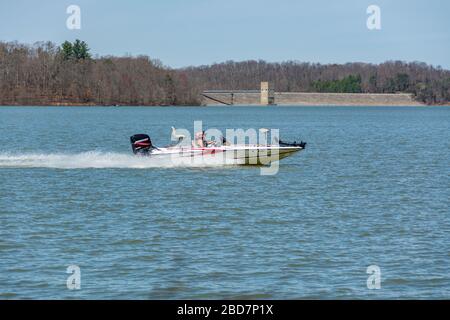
72;39;91;60
312;75;362;93
79;40;91;60
61;41;73;60
395;73;410;92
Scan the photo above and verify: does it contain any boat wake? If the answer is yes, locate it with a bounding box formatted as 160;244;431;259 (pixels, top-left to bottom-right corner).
0;151;239;169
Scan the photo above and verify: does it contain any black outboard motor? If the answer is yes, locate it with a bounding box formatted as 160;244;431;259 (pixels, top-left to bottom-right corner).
130;134;152;155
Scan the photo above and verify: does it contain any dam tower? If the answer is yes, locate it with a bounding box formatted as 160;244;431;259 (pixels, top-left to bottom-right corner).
260;82;275;105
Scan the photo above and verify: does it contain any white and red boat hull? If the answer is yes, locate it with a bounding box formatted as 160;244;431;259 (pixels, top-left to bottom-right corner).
146;145;304;165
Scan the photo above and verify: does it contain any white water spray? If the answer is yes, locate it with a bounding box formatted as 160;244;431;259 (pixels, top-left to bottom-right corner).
0;151;238;169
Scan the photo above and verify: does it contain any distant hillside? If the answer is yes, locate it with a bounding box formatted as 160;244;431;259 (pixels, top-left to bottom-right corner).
184;61;450;105
1;41;449;106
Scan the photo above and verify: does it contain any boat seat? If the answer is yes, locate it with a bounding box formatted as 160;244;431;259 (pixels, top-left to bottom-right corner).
171;127;185;142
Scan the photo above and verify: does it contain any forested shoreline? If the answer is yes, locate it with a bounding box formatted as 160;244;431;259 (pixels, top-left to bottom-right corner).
1;40;449;106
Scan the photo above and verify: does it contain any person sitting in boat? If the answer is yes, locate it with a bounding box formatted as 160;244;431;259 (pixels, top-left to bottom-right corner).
221;136;230;146
193;131;215;147
193;131;206;148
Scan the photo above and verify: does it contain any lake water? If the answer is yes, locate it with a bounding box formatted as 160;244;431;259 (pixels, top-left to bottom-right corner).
0;106;449;299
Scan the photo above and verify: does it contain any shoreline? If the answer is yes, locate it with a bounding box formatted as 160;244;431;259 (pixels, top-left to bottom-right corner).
2;92;449;108
1;103;449;107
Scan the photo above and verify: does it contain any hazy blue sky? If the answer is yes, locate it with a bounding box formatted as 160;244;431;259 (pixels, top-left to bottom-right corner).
0;0;449;68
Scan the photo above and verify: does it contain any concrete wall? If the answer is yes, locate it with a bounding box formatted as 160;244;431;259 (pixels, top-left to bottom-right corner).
274;92;423;106
202;93;260;105
202;92;423;106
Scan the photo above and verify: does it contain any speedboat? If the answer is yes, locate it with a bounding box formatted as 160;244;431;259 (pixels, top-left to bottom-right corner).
130;129;306;165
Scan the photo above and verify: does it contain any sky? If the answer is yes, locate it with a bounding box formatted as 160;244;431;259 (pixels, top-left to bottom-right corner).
0;0;449;68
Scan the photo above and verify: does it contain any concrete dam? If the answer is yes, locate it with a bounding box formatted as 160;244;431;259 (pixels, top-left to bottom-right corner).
201;82;423;106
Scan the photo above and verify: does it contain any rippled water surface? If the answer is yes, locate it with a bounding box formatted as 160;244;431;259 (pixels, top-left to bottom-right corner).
0;106;449;299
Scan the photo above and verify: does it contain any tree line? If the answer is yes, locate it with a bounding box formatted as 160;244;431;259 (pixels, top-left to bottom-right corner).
1;40;449;105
